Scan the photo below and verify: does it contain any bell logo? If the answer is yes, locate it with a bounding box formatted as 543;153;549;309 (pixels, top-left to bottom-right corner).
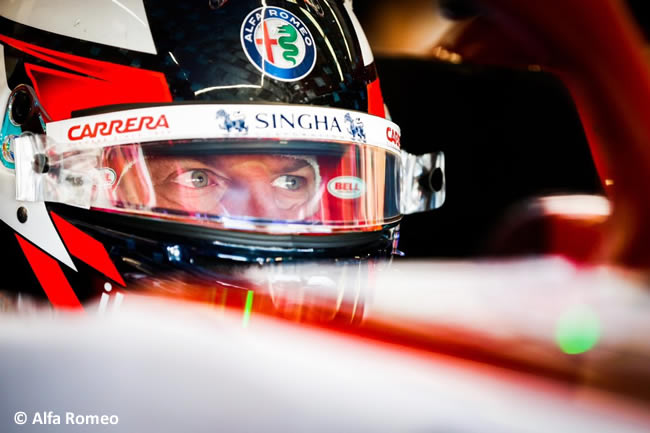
100;168;117;186
327;176;366;199
386;127;400;147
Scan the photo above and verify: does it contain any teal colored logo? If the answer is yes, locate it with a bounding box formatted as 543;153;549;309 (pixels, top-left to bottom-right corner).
1;134;16;169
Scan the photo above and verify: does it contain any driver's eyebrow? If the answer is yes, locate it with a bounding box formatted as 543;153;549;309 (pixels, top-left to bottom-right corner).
273;157;311;173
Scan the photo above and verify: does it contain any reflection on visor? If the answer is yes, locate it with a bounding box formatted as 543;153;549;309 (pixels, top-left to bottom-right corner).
16;104;405;234
95;140;401;233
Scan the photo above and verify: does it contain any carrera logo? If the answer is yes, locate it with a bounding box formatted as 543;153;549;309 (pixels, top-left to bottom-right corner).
386;127;400;147
327;176;366;199
67;114;169;141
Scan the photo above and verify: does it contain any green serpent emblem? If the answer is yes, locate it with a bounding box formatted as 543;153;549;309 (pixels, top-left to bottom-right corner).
277;24;299;65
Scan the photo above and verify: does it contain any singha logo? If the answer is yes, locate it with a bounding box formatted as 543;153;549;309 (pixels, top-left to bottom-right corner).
344;113;366;142
216;109;248;133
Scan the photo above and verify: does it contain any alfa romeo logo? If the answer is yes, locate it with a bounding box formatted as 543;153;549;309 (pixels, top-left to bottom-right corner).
241;7;317;82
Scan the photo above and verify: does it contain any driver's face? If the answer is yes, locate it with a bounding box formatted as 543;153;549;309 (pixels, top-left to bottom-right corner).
138;154;319;220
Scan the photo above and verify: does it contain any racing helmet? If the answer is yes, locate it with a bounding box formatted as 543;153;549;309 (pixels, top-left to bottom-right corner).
0;0;438;307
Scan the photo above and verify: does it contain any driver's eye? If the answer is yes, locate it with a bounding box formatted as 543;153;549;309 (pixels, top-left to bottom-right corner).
173;169;212;188
190;170;209;188
272;175;306;191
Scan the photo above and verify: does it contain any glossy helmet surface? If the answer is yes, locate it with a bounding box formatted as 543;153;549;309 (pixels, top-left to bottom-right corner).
0;0;402;306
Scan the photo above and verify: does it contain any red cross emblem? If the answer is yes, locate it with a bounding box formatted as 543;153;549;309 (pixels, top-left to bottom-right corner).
255;21;279;64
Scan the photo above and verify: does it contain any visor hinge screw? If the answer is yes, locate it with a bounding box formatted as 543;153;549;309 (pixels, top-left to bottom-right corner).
429;168;444;192
418;168;444;193
17;207;28;223
32;153;49;174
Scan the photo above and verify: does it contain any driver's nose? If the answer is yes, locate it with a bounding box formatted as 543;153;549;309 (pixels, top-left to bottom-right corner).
227;180;277;219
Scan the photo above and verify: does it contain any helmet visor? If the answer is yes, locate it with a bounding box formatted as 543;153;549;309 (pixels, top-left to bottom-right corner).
97;139;400;233
32;104;403;234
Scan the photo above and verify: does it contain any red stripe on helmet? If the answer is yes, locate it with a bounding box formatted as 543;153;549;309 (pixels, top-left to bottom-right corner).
367;78;386;118
50;212;126;287
0;34;172;121
15;234;84;311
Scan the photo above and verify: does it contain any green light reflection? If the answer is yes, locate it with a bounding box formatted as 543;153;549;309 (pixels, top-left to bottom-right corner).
555;304;601;355
242;290;254;328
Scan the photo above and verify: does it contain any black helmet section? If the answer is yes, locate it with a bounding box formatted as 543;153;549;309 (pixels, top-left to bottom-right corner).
42;202;398;304
0;0;378;116
148;0;375;109
0;0;393;307
47;202;398;264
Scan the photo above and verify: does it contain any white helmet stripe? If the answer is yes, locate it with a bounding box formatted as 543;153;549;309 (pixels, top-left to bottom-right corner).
0;47;76;270
0;0;157;55
343;0;374;67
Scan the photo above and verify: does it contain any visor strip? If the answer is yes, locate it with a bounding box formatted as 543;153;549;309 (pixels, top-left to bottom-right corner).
46;104;401;153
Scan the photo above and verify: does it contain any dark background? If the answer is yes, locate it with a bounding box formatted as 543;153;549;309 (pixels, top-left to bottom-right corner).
351;1;604;258
380;59;601;258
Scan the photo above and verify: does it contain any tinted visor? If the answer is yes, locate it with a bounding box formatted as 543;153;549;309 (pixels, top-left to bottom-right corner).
98;139;401;233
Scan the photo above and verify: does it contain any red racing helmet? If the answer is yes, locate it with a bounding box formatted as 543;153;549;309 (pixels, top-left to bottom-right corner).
0;0;444;308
